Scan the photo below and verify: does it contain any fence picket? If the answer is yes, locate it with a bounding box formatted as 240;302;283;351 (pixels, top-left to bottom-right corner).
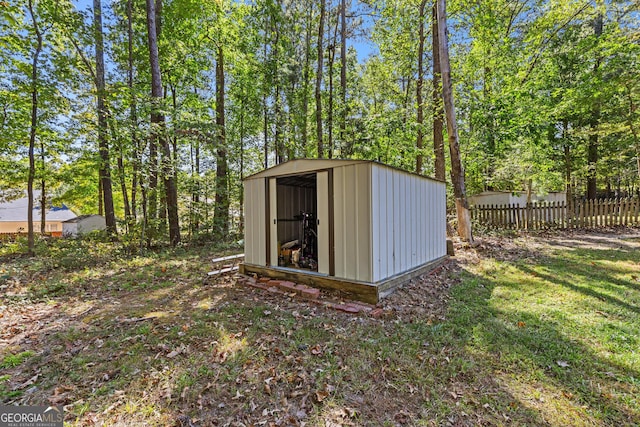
471;197;639;231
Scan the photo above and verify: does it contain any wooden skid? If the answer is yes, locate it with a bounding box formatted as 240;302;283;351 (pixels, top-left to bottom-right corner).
240;256;448;304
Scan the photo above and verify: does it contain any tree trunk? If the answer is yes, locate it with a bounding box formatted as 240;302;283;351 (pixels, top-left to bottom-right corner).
40;142;45;234
432;2;445;181
587;12;603;200
315;0;325;158
214;45;230;238
146;0;180;245
302;3;312;157
94;0;117;234
328;17;339;159
262;25;269;169
127;0;140;221
339;0;347;156
27;0;42;256
415;0;426;174
436;0;472;242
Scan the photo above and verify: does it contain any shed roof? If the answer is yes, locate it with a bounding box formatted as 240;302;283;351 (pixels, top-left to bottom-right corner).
0;193;77;222
244;159;444;183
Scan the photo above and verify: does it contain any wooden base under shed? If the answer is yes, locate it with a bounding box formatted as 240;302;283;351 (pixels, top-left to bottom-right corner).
240;256;448;304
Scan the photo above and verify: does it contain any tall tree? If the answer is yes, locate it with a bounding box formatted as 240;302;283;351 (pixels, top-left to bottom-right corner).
587;12;602;199
315;0;325;158
214;45;230;237
93;0;117;234
26;0;42;256
432;2;445;181
436;0;472;241
415;0;426;174
145;0;180;245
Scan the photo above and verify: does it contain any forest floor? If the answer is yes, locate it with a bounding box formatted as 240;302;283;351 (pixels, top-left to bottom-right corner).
0;229;639;426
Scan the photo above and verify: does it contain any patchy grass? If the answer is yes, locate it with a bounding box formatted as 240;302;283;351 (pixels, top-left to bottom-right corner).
0;231;638;426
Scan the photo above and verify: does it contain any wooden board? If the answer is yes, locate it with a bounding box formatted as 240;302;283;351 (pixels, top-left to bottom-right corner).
240;263;379;304
240;255;448;304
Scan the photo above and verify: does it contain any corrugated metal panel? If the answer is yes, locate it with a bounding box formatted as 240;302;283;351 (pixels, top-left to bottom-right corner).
333;163;372;282
244;178;266;265
371;165;446;282
317;171;329;274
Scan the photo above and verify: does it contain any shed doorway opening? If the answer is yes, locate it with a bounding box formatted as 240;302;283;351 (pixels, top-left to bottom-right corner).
275;173;318;271
270;171;329;274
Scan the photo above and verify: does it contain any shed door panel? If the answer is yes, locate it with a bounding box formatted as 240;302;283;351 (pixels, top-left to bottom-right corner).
269;178;278;266
317;171;330;274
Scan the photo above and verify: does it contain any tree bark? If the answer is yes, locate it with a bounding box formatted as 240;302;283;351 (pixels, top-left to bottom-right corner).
315;0;326;158
302;3;312;156
127;0;139;221
432;2;445;181
27;0;41;256
436;0;472;242
339;0;347;156
587;12;603;200
214;45;230;237
146;0;180;245
94;0;117;234
416;0;426;174
40;142;45;234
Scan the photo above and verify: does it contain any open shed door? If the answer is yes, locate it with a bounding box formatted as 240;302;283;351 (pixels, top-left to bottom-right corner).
317;171;330;274
269;177;278;266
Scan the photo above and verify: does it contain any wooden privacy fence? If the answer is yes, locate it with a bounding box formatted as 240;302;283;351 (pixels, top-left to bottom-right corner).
471;198;640;230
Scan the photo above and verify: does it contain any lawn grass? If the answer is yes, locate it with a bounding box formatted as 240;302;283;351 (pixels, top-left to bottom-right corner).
0;231;638;426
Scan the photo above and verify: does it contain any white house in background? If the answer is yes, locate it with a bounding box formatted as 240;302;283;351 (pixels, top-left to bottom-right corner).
0;192;77;236
469;190;567;207
62;215;106;237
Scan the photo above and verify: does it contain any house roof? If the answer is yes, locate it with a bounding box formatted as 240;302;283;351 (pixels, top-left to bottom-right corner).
0;193;77;222
244;159;444;183
63;214;102;223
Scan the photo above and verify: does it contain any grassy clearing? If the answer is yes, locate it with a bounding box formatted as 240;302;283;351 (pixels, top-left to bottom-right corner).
0;231;638;426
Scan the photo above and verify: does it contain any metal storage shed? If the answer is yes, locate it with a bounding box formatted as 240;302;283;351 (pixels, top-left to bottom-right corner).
240;159;447;303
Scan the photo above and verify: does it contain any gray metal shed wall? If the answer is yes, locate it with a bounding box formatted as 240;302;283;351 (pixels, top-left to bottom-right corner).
371;164;446;282
333;163;373;282
244;178;266;266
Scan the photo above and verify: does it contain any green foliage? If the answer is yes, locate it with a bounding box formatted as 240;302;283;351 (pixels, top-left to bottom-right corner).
1;0;638;249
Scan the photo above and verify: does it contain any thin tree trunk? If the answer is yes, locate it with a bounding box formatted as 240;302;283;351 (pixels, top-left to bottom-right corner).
339;0;347;156
316;0;325;158
416;0;426;174
432;2;445;181
436;0;472;242
94;0;117;234
127;0;139;221
27;0;41;256
587;12;602;200
40;142;46;234
328;17;338;159
239;93;245;233
146;0;180;245
214;45;230;237
263;25;269;169
302;2;312;156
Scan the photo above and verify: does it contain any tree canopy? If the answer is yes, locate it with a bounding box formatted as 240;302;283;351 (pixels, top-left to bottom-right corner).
1;0;638;245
